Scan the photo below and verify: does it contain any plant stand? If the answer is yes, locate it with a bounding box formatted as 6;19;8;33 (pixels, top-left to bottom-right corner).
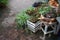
40;21;57;40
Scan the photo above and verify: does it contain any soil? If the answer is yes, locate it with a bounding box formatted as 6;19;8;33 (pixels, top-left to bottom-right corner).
29;18;38;23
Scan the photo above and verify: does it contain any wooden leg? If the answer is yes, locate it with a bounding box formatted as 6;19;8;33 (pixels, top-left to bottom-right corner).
43;34;46;40
55;24;60;34
54;24;57;34
40;34;46;40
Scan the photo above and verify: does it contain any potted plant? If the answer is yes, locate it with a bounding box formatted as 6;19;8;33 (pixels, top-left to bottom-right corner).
25;6;41;32
27;16;40;33
38;6;52;15
26;6;35;15
26;12;40;33
26;6;41;22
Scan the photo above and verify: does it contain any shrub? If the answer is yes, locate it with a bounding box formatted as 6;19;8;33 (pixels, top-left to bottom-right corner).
16;11;30;29
0;0;8;5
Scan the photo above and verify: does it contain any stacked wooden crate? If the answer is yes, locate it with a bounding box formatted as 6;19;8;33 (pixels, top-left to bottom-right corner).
27;20;41;32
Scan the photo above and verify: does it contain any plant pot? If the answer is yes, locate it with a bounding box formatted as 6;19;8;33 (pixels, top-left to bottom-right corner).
27;20;40;33
29;17;39;23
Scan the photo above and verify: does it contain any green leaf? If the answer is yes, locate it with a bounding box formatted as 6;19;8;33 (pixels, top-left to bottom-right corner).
16;11;30;29
38;6;52;15
0;0;8;5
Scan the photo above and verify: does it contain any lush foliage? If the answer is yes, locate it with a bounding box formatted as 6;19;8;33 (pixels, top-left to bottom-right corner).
16;5;53;29
16;11;30;29
38;6;52;15
0;0;8;5
26;5;52;16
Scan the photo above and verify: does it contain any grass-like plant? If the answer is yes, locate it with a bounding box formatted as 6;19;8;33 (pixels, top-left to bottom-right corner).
0;0;8;5
38;6;52;15
16;11;30;29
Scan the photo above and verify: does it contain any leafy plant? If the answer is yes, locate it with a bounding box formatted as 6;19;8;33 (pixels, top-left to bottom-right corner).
26;6;34;11
0;0;8;5
16;11;30;29
26;6;35;15
38;6;52;15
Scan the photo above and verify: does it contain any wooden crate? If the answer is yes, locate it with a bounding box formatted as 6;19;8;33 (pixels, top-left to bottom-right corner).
27;20;41;33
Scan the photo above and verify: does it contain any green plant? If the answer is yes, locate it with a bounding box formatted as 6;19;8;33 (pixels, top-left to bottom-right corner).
26;6;35;15
16;11;30;29
26;6;34;11
38;6;52;15
0;0;8;5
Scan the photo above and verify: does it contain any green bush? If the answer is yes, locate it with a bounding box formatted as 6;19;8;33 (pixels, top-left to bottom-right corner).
16;11;30;29
0;0;8;5
38;6;52;15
